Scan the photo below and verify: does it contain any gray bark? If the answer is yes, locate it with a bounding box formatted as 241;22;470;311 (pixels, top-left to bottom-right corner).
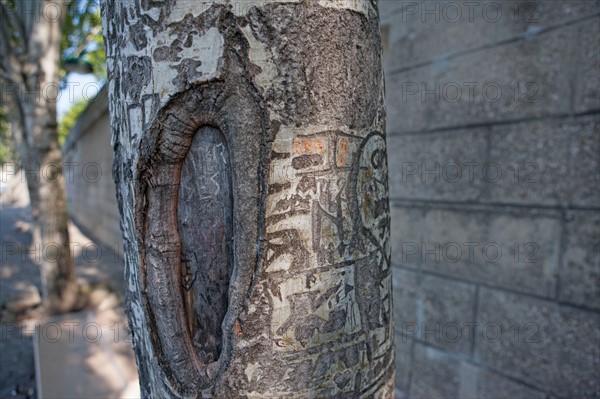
101;0;394;397
0;0;78;313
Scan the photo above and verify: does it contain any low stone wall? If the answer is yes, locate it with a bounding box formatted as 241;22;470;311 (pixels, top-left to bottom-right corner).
63;87;122;250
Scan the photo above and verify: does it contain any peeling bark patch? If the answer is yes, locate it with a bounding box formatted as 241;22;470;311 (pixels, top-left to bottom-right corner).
171;58;204;87
129;20;148;50
292;154;323;169
153;44;183;62
178;126;233;365
125;56;152;101
317;0;374;16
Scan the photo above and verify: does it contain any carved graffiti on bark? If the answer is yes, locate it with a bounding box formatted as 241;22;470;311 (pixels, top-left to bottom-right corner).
178;126;233;364
262;128;393;395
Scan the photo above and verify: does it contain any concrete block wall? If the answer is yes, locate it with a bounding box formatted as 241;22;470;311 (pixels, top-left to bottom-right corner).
63;87;122;250
379;1;599;397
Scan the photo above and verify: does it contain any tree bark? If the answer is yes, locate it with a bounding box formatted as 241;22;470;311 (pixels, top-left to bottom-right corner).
101;0;394;397
1;0;78;313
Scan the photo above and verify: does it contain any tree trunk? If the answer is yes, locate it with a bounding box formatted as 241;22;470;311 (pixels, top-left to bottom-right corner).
1;0;78;313
101;0;394;397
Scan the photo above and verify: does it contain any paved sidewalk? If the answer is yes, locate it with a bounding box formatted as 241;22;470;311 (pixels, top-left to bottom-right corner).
0;205;39;398
33;309;139;399
1;172;139;398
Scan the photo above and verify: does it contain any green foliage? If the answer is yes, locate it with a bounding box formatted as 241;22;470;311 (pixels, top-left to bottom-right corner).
58;97;90;146
60;0;106;82
0;106;15;164
58;0;106;146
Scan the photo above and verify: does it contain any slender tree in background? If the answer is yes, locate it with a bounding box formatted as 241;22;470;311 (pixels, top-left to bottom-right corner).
101;0;394;396
0;0;78;312
0;0;105;312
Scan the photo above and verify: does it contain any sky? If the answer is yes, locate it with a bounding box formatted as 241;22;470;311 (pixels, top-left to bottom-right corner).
57;72;103;120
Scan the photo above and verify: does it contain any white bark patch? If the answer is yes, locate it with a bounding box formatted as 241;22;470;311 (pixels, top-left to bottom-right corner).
244;362;260;382
191;27;225;82
168;0;301;17
169;1;214;22
318;0;372;16
277;124;367;138
151;27;224;101
240;25;278;94
221;0;301;16
145;7;162;22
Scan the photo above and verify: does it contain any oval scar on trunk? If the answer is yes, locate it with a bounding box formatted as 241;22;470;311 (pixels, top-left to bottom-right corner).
177;125;233;364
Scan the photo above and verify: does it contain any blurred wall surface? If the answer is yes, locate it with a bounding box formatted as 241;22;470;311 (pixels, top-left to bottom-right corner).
63;1;599;397
63;87;121;249
380;0;599;397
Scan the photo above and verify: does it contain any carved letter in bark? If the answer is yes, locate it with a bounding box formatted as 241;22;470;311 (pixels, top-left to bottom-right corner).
101;0;394;397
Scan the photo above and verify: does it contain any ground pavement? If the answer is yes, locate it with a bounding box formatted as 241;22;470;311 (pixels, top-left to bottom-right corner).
0;172;138;398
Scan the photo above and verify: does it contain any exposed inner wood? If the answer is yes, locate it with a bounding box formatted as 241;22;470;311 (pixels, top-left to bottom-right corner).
177;126;233;364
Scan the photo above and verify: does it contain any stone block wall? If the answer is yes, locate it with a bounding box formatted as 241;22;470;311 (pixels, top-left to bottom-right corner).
379;1;599;397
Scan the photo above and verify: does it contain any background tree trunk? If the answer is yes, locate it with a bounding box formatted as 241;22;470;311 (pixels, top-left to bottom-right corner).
1;0;78;313
101;0;394;396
